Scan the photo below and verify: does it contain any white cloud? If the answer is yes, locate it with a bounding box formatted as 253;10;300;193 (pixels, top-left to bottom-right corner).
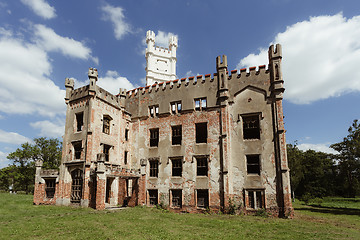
297;143;338;154
30;119;64;138
237;13;360;104
98;70;135;94
101;3;131;40
0;129;31;145
0;151;10;168
0;34;65;117
34;24;98;63
21;0;56;19
155;31;178;48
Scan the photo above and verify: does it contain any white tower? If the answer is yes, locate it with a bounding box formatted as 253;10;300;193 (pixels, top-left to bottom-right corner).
145;30;178;86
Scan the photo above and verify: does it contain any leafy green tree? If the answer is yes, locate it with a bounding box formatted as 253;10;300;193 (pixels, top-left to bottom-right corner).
331;119;360;198
3;138;62;194
287;143;305;200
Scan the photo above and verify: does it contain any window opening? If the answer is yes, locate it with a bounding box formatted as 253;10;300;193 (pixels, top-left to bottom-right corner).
124;151;128;165
247;190;264;209
172;125;182;145
103;144;111;162
75;112;84;132
197;156;208;176
247;155;260;175
196;122;207;143
171;189;182;208
243;115;260;139
127;179;133;197
149;105;159;117
149;189;158;205
45;179;56;198
150;128;159;147
103;116;111;134
197;189;209;208
195;98;207;111
72;141;82;160
125;129;129;141
172;158;182;177
149;159;159;177
170;101;182;114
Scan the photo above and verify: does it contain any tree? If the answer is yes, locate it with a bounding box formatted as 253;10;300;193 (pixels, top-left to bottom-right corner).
287;143;305;200
331;119;360;198
3;137;62;194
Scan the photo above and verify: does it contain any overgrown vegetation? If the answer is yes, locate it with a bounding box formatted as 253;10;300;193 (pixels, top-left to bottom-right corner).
0;138;61;193
288;119;360;200
0;193;359;239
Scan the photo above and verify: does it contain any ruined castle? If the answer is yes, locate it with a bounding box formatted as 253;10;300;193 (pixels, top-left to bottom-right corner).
33;30;293;217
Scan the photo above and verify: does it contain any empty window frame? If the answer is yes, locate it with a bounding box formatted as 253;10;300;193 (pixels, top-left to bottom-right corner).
124;151;128;165
75;112;84;132
171;189;182;208
103;115;111;134
170;101;182;114
246;155;260;175
195;122;207;143
148;189;158;205
247;190;265;209
45;179;56;198
171;158;182;177
194;98;207;111
149;159;159;177
149;105;159;117
150;128;159;147
125;129;129;141
242;115;260;139
72;141;82;160
126;179;133;197
172;125;182;145
197;189;209;208
103;144;111;162
197;156;208;176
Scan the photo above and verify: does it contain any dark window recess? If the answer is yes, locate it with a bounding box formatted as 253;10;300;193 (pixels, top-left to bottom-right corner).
171;189;182;207
149;189;158;205
196;122;207;143
172;125;182;145
73;141;82;160
45;179;56;198
248;190;264;209
172;158;182;177
70;169;83;203
197;189;209;208
149;105;159;117
124;151;128;165
149;160;159;177
243;115;260;139
197;157;208;176
75;112;84;132
125;129;129;141
103;144;111;162
195;98;206;111
171;101;182;114
247;155;260;175
150;128;159;147
103;116;111;134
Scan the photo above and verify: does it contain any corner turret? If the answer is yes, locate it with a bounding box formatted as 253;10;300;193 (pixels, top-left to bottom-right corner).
88;67;98;93
268;44;284;99
216;55;228;102
65;78;74;103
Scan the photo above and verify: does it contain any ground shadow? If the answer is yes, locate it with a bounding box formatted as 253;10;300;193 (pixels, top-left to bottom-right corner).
295;205;360;216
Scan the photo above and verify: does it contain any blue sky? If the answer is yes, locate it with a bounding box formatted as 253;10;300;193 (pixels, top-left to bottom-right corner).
1;0;360;167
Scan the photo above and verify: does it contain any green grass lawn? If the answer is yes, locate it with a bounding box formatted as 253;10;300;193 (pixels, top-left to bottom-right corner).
0;194;359;240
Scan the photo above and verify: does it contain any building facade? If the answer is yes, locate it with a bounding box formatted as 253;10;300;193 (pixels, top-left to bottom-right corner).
34;31;293;217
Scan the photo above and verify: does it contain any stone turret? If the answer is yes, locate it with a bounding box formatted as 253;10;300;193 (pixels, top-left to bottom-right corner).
145;30;178;86
216;55;229;101
88;67;98;93
268;44;284;99
65;78;74;103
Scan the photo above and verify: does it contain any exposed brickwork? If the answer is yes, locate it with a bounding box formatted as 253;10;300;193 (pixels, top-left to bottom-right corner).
33;42;293;217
